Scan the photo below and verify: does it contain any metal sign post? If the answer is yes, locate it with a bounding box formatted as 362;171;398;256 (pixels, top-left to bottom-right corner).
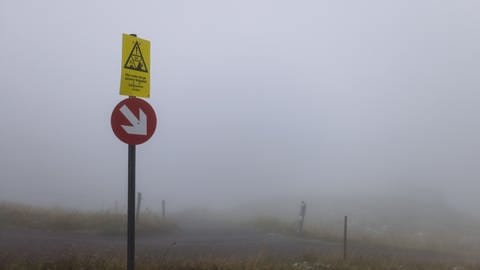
111;33;155;270
127;143;136;270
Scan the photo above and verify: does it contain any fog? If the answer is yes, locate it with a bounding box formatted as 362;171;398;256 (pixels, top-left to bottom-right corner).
1;1;480;219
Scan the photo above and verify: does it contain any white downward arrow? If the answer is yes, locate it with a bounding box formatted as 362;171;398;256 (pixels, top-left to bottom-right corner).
119;104;147;135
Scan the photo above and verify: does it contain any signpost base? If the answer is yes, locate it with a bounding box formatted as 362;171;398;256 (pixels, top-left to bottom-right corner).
127;144;136;270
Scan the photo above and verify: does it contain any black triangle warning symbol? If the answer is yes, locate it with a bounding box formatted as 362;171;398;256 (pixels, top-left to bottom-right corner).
124;41;148;73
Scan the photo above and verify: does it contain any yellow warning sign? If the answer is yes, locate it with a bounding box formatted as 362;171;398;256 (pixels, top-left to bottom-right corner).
120;34;150;98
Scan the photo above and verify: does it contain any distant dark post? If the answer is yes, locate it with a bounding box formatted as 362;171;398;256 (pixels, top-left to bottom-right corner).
162;200;166;218
136;192;142;222
298;201;307;234
343;216;348;260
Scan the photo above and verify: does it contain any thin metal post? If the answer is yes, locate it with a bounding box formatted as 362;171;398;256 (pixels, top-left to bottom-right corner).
127;144;136;270
162;200;166;218
136;192;142;222
343;216;347;260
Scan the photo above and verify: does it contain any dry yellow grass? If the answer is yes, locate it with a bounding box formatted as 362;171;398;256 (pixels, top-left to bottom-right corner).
0;253;477;270
0;201;176;235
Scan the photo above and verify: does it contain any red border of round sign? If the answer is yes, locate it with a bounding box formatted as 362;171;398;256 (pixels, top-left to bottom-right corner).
111;97;157;145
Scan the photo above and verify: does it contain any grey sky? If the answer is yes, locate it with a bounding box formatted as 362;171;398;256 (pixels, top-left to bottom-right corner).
1;1;480;213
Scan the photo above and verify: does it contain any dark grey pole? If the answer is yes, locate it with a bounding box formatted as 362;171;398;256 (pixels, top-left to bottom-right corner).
127;33;138;270
343;216;347;260
127;144;136;270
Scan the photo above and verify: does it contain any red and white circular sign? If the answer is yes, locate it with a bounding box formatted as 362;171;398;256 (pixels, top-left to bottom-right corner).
111;97;157;145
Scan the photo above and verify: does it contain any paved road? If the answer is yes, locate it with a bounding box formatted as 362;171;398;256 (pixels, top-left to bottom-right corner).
0;219;456;262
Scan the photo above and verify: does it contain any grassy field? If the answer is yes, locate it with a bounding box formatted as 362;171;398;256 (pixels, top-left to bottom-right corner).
0;253;477;270
250;215;480;262
1;202;479;269
0;201;177;235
